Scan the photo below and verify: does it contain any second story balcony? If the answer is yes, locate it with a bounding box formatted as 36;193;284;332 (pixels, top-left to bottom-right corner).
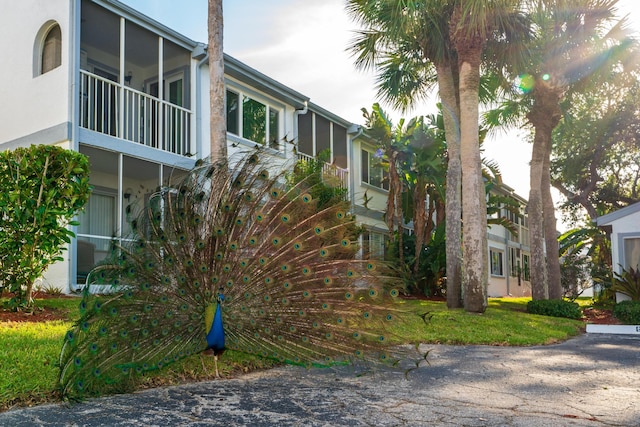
79;0;197;156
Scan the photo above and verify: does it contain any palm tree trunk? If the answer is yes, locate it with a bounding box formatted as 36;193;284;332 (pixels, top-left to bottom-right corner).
208;0;227;163
528;129;548;300
543;145;562;299
437;63;463;309
457;42;488;314
528;81;562;300
413;181;428;275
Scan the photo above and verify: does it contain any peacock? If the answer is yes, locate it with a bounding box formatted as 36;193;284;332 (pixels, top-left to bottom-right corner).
59;151;419;399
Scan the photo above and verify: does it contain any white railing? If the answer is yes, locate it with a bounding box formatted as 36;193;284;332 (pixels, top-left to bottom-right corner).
296;152;349;188
80;70;191;156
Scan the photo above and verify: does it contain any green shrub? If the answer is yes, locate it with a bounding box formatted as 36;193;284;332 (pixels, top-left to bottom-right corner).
0;145;91;309
527;299;582;319
613;300;640;324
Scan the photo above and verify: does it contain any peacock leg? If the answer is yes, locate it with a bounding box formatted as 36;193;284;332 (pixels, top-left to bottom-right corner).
214;355;220;378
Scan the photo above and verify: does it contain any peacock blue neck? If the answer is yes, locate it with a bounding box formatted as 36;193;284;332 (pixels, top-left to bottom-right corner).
205;295;225;352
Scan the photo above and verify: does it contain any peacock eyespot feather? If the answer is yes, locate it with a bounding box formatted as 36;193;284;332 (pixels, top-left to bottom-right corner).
215;228;225;236
303;291;311;298
193;281;201;288
244;292;251;299
109;307;118;316
193;215;203;225
281;297;289;304
325;333;333;340
129;315;138;323
289;326;297;333
153;339;161;346
272;237;281;246
379;353;388;361
199;264;208;273
363;312;370;319
344;292;353;300
276;317;283;324
259;169;269;179
301;193;312;203
301;336;308;342
336;211;344;219
211;275;219;284
179;303;188;311
255;213;265;222
282;282;290;289
196;240;205;249
319;249;328;257
229;241;239;250
132;342;140;350
322;303;330;310
93;369;101;377
264;327;271;334
367;262;375;271
314;226;324;235
235;217;244;227
161;276;171;285
160;295;168;303
302;267;311;275
162;328;170;336
259;257;268;266
390;289;399;297
281;214;290;223
378;335;385;342
79;301;87;312
270;189;280;198
140;283;151;291
323;277;332;285
76;381;84;391
141;328;149;337
151;319;159;327
254;332;260;339
298;310;306;316
386;314;393;321
215;252;223;261
341;239;350;247
244;192;254;202
74;357;82;367
368;289;379;298
243;276;250;283
354;349;363;356
312;321;319;328
164;257;174;266
223;264;231;273
185;259;194;267
336;317;343;324
165;310;174;318
264;277;273;285
173;320;182;328
119;329;128;338
80;321;90;331
293;242;302;251
226;280;233;288
353;332;361;339
178;234;187;242
99;326;108;335
223;204;232;212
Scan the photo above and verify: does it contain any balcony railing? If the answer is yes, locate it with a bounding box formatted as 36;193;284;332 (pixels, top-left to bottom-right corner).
296;152;348;188
79;70;192;156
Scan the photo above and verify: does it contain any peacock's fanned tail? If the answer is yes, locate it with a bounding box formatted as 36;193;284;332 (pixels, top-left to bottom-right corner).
59;151;414;399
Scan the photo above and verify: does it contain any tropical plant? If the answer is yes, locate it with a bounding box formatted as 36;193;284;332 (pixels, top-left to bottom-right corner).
613;300;640;324
611;266;640;301
0;145;91;309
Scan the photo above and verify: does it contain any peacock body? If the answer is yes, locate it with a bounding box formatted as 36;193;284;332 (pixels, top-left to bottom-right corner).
59;151;414;399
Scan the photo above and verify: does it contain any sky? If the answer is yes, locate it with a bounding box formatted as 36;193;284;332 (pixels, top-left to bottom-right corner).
120;0;640;214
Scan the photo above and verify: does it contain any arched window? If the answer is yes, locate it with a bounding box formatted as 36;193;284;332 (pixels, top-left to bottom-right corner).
41;24;62;74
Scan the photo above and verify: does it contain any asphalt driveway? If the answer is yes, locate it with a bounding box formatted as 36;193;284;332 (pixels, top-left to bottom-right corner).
1;333;638;426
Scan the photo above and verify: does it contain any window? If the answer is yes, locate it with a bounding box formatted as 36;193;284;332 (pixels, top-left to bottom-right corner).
41;24;62;74
522;254;530;281
362;230;387;260
226;89;280;149
490;249;504;276
509;247;520;277
624;238;640;270
361;149;388;190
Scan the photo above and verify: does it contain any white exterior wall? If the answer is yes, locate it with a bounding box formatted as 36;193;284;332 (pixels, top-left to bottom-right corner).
351;137;389;217
0;0;72;145
608;210;640;275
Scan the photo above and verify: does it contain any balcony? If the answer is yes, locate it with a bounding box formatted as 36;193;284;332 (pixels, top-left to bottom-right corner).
296;152;348;189
79;70;192;156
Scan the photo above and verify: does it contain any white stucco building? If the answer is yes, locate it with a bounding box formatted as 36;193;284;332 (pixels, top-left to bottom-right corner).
0;0;531;297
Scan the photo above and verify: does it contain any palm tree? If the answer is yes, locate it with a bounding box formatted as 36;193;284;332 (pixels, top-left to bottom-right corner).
208;0;227;163
449;0;527;312
521;0;634;299
346;0;463;308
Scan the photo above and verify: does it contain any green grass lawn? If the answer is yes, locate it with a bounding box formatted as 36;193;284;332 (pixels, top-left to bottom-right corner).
0;296;584;412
